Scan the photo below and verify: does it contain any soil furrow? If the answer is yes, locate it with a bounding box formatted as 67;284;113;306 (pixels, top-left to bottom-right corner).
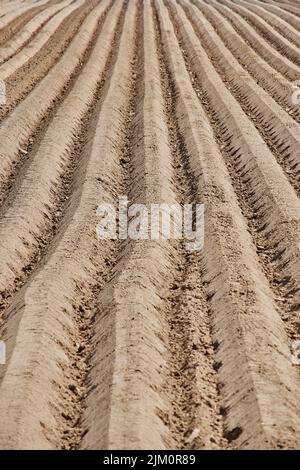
81;0;180;449
183;0;300;193
0;0;96;121
270;1;300;17
163;0;300;449
217;0;300;67
0;0;52;46
0;0;299;452
168;0;300;346
0;0;124;318
193;1;300;123
153;1;225;450
244;0;300;30
207;0;300;82
0;0;138;450
234;0;300;47
0;0;77;66
0;0;111;207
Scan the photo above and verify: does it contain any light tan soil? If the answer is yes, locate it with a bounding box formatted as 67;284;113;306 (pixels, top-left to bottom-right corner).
0;0;300;450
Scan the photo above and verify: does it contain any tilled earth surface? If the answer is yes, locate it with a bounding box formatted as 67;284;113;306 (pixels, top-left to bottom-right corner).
0;0;300;450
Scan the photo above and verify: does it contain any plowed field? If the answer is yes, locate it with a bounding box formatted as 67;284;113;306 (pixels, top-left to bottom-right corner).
0;0;300;450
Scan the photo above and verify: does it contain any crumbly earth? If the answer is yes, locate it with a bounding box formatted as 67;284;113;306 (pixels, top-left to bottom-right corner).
0;0;300;450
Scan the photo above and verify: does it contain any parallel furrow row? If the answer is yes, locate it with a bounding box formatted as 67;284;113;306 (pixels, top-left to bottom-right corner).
271;1;300;17
0;0;78;66
215;0;300;67
183;0;300;192
244;0;300;29
153;1;225;449
0;0;300;452
0;0;124;319
0;0;98;121
0;0;111;207
233;0;300;47
193;1;300;123
0;0;133;449
166;0;300;449
0;0;51;46
207;0;300;82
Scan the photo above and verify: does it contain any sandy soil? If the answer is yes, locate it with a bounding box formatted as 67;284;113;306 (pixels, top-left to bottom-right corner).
0;0;300;450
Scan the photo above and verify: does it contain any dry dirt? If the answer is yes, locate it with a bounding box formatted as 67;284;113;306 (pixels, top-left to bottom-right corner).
0;0;300;450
